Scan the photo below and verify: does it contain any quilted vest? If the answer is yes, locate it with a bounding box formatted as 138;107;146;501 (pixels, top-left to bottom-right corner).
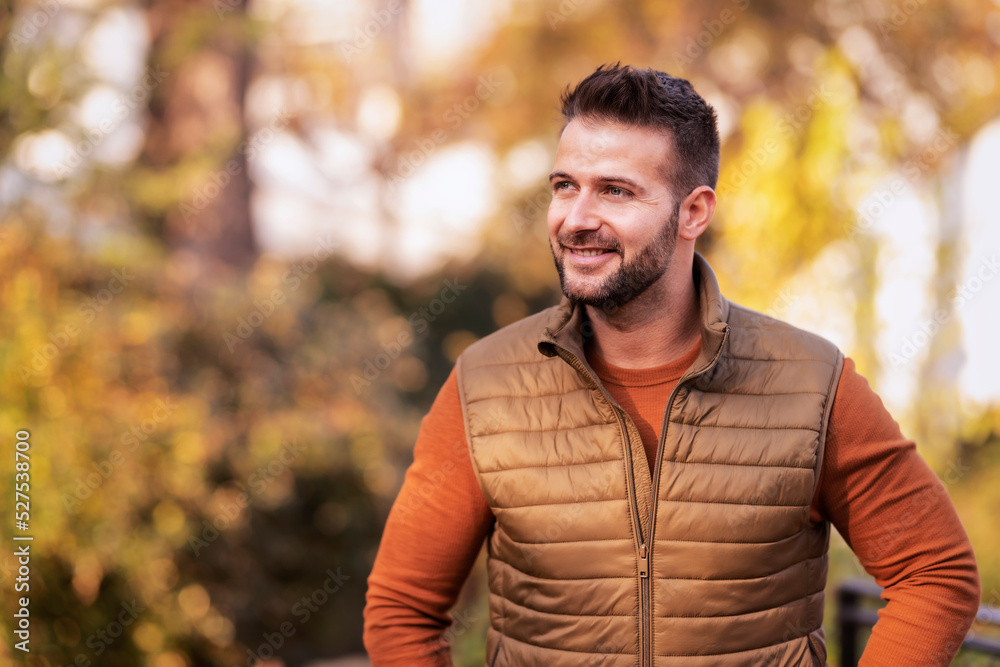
456;254;844;666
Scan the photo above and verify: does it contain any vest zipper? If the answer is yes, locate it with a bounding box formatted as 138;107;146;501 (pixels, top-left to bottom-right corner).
639;539;651;667
552;329;730;666
551;345;649;666
613;401;650;667
645;326;730;666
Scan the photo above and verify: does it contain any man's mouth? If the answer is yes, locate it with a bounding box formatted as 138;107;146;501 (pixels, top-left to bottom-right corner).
561;246;619;269
565;245;616;256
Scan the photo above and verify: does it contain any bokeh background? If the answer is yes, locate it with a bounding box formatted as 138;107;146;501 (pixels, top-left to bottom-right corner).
1;0;999;665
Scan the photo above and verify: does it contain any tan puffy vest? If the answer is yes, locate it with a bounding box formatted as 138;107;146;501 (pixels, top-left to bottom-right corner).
456;254;843;666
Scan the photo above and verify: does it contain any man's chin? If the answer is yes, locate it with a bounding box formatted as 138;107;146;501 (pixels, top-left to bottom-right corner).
554;258;622;306
559;280;612;307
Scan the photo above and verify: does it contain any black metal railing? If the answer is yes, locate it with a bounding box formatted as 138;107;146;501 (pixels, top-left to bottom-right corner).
838;579;1000;666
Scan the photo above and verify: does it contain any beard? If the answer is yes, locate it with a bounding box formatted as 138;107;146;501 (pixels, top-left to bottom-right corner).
551;204;679;312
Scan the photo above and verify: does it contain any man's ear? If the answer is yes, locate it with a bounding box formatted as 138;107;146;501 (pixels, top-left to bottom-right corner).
677;186;716;242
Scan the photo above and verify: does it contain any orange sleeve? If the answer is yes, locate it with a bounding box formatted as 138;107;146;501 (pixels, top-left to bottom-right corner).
815;357;981;665
363;367;494;666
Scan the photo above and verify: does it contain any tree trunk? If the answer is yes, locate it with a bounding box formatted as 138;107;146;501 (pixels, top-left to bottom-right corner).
141;0;257;271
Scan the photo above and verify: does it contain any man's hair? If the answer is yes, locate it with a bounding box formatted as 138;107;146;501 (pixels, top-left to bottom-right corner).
560;63;720;201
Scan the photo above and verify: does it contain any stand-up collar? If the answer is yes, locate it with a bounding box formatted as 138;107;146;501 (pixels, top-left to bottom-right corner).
537;252;730;374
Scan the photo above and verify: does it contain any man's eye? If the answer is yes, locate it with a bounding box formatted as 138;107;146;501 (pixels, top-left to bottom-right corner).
608;186;629;197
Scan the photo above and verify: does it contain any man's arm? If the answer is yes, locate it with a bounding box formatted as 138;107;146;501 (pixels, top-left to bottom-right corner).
815;357;981;666
363;367;494;666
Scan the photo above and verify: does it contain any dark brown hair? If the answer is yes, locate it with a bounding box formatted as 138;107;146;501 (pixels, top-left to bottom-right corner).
560;63;720;201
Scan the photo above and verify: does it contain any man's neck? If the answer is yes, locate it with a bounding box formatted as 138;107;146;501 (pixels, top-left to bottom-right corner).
584;262;702;369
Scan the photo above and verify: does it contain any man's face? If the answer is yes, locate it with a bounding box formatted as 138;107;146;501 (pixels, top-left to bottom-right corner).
547;118;680;311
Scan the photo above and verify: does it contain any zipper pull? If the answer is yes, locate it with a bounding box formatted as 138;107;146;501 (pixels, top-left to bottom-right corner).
639;543;649;578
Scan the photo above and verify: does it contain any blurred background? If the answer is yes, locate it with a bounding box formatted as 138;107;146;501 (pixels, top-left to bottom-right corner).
1;0;999;665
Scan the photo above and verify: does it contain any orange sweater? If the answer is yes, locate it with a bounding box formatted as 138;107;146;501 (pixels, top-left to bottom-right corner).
364;343;980;666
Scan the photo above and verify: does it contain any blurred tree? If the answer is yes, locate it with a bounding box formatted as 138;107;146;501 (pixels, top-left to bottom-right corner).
139;0;257;270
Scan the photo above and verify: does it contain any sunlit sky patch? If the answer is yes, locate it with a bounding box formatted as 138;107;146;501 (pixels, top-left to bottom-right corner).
870;187;938;414
81;6;149;88
408;0;508;75
13;3;150;180
958;120;1000;404
391;142;497;280
775;241;858;357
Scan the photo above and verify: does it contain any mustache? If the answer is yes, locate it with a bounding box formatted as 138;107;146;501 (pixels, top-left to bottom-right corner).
557;231;622;253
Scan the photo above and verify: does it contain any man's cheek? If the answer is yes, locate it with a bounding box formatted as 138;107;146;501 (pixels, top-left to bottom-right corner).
546;212;562;237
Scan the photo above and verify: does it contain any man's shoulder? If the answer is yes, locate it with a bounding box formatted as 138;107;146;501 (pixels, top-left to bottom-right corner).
458;303;563;371
725;301;842;365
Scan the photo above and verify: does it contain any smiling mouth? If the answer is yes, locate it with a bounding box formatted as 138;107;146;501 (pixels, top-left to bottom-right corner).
565;245;617;257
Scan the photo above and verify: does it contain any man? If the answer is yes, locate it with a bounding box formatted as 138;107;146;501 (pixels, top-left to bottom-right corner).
363;64;980;666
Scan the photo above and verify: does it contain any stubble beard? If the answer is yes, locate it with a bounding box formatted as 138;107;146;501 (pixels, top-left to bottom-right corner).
551;204;680;312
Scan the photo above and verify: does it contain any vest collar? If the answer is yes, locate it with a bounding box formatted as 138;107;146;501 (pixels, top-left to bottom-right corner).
537;252;730;376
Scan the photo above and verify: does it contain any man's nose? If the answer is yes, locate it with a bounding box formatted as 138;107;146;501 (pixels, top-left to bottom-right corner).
561;191;602;234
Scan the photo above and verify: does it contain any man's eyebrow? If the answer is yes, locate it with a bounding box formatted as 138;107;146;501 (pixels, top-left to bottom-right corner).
594;175;641;189
548;171;642;190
